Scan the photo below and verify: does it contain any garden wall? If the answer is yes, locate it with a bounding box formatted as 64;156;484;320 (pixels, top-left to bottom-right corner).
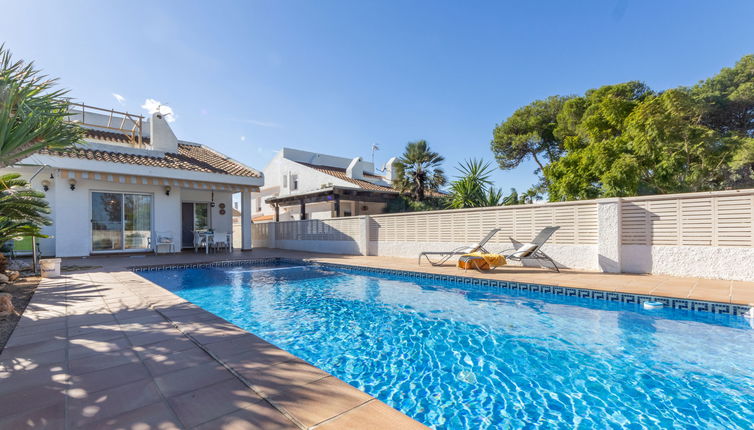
252;188;754;281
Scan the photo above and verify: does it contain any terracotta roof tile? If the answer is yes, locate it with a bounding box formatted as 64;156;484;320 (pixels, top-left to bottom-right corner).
299;163;396;192
39;130;260;178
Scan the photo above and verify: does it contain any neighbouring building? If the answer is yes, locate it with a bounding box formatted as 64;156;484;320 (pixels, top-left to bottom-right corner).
4;103;263;257
252;148;400;222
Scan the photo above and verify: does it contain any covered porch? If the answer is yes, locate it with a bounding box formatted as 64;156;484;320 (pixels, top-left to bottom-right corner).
265;186;398;221
24;168;260;258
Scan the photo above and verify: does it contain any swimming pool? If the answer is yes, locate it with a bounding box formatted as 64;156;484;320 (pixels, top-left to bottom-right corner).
140;263;754;429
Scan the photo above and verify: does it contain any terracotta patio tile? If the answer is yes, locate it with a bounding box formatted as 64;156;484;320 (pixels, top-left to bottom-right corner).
267;376;373;428
67;380;163;427
68;335;132;360
200;333;271;357
729;281;754;305
313;399;429;430
154;360;235;397
687;285;732;303
141;346;215;376
69;362;151;395
77;401;182;430
0;381;66;417
168;378;263;428
1;337;67;357
4;328;67;349
236;357;330;398
0;346;66;372
131;336;197;358
0;401;65;430
126;327;185;347
192;402;299;430
221;344;298;370
68;349;141;375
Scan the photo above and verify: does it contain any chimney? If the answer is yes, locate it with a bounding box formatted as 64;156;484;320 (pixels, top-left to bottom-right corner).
383;157;398;182
346;157;365;180
149;112;178;153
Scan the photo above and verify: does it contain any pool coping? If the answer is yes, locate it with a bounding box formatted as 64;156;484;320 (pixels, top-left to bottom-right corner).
131;257;753;318
126;261;430;429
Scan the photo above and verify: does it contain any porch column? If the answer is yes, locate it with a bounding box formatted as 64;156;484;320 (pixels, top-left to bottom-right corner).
333;195;340;217
241;190;253;250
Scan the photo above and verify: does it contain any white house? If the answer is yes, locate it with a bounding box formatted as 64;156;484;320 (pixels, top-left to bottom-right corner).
4;104;263;257
251;148;400;222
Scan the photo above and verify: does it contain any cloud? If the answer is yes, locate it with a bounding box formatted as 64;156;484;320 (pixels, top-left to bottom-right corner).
240;136;246;141
141;98;176;122
228;117;281;128
112;93;126;105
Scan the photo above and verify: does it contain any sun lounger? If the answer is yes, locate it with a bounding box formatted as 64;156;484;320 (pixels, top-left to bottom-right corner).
418;228;501;266
500;226;561;272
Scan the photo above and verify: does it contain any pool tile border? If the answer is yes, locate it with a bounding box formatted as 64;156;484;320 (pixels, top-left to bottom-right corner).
130;258;753;318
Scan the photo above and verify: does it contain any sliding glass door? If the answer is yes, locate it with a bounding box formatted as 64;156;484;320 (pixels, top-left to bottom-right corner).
92;192;152;252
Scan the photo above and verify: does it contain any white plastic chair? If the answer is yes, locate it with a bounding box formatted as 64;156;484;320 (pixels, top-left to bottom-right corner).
151;231;176;254
193;230;207;253
211;231;231;253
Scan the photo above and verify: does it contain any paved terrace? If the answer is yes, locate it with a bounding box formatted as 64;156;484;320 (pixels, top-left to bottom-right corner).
1;249;753;429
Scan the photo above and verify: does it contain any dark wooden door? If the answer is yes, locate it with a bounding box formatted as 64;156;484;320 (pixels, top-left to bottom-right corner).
181;202;194;248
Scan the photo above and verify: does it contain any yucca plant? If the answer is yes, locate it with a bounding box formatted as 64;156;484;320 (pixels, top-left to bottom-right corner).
0;173;50;244
448;158;502;208
0;44;82;167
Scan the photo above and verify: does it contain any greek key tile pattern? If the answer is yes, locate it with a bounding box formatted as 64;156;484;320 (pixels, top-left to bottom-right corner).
130;258;752;317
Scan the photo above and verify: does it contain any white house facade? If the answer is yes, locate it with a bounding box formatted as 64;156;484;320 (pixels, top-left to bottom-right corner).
5;104;263;257
251;148;399;222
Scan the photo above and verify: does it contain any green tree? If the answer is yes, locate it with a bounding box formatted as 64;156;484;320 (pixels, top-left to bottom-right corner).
0;44;82;167
545;81;654;199
626;88;728;194
393;140;446;201
0;173;51;243
692;55;754;188
491;95;571;174
448;159;503;208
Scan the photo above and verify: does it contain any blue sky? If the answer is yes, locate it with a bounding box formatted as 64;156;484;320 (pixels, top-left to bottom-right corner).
3;1;754;194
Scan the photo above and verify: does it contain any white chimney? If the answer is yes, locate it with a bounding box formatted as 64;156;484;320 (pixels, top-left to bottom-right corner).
384;156;398;182
346;157;365;180
149;112;178;153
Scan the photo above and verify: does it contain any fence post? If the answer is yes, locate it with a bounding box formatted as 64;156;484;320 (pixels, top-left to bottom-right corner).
597;198;622;273
269;222;277;249
359;215;370;256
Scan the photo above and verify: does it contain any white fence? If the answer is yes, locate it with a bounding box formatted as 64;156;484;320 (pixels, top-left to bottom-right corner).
252;188;754;281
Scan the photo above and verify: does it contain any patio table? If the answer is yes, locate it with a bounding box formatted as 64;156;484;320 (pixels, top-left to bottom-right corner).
198;232;213;254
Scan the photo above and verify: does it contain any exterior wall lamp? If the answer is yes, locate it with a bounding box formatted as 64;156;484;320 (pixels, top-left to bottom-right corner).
68;178;77;190
41;179;51;192
165;186;171;196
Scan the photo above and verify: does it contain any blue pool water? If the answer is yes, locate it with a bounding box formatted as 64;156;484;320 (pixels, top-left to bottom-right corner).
141;264;754;429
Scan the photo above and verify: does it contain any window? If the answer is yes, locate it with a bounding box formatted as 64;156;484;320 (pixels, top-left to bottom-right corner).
292;175;299;191
92;192;152;251
283;175;288;188
343;210;352;217
256;197;262;212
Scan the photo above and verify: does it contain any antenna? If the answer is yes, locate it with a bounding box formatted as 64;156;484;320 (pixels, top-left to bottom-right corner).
371;143;380;166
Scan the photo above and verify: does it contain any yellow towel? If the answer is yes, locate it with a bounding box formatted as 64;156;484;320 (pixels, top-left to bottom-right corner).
457;252;506;270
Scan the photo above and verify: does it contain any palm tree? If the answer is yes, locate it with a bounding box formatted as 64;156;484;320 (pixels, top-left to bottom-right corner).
0;173;50;244
393;140;446;201
0;44;82;167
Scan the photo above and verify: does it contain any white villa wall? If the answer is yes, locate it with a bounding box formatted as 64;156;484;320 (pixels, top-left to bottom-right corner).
9;170;235;257
252;149;392;221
